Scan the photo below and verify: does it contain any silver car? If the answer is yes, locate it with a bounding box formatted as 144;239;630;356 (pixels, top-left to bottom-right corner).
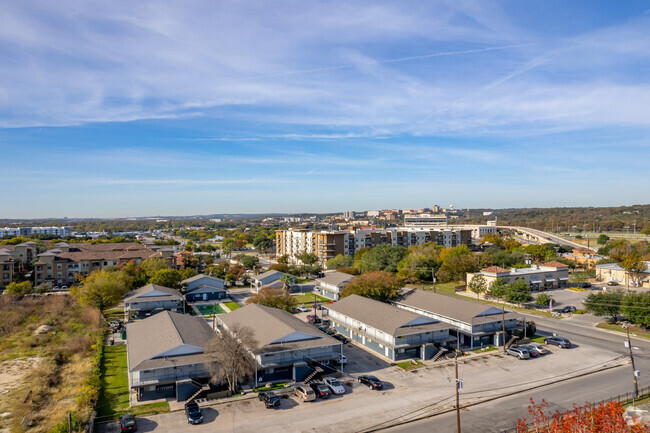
506;347;530;360
323;377;345;395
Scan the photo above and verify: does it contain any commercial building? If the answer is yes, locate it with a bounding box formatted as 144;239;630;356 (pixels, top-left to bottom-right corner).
127;311;214;403
327;295;453;361
596;262;650;288
216;304;342;383
276;227;472;265
392;289;520;349
466;261;570;291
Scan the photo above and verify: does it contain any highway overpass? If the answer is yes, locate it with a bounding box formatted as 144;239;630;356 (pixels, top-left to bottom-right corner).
497;226;586;249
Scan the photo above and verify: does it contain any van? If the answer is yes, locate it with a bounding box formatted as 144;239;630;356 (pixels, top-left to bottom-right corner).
294;383;316;402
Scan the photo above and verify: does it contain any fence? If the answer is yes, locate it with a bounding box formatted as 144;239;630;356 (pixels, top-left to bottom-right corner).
501;386;650;432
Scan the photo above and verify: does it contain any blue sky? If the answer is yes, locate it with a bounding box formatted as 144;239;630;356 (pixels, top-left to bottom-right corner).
1;0;649;218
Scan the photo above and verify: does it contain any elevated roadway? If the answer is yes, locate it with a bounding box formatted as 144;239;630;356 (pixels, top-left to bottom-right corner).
498;226;586;249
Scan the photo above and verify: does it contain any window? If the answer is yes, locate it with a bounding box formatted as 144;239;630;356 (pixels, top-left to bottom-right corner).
57;264;62;269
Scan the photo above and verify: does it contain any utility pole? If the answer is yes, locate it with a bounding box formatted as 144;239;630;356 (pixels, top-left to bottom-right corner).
455;350;462;433
68;412;72;433
502;302;506;353
624;324;640;400
432;269;437;293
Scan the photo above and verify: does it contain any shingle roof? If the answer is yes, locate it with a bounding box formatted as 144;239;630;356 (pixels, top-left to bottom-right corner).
124;284;183;302
318;271;354;287
218;304;340;353
253;270;284;281
328;295;451;337
540;261;569;268
126;311;214;371
393;289;517;325
181;274;225;285
480;266;510;274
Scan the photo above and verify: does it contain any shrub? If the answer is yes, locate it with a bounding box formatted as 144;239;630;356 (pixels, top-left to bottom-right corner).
535;294;552;306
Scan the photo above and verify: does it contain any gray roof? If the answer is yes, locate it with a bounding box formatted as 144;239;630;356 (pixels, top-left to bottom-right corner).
182;273;226;285
393;289;517;325
218;304;340;354
318;271;354;287
328;295;450;337
124;284;183;303
253;270;284;281
126;311;214;371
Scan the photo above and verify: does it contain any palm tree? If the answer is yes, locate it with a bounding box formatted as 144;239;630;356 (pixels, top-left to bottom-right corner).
280;274;293;291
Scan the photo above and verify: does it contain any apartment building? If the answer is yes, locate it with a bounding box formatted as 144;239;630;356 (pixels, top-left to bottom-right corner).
34;242;161;287
0;226;72;237
403;213;448;226
276;227;471;265
466;261;569;291
0;249;14;289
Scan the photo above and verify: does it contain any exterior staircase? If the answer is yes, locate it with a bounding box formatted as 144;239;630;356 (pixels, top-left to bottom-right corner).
185;379;211;403
431;347;448;362
302;357;340;383
506;335;519;348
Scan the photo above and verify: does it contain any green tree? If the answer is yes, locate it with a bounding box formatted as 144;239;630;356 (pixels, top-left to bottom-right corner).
184;241;196;252
280;273;294;290
221;239;235;258
505;279;532;303
139;257;170;278
340;271;401;302
277;254;290;265
246;287;296;312
535;293;552;306
436;254;479;283
253;233;271;251
357;244;407;274
467;274;487;299
150;268;183;290
4;281;32;298
487;278;509;299
597;234;610;245
240;255;260;270
179;267;199;281
72;269;132;311
298;252;318;265
583;290;624;323
618;254;648;288
326;254;354;270
524;244;556;262
621;292;650;328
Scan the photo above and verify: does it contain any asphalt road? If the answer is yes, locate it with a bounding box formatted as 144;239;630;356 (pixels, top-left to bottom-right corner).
383;314;650;433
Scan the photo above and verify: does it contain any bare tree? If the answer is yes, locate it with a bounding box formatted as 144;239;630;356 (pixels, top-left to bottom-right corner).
205;324;258;394
246;287;296;311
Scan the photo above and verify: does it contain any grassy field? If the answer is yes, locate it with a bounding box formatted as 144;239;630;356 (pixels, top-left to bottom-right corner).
596;322;650;339
0;296;104;433
224;301;240;311
292;293;330;305
95;345;169;419
196;304;226;315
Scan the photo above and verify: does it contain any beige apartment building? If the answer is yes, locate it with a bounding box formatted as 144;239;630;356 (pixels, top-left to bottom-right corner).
466;261;569;291
0;248;14;289
34;242;161;287
276;227;471;265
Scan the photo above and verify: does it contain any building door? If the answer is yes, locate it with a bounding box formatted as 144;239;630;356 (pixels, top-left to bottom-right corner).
203;294;207;301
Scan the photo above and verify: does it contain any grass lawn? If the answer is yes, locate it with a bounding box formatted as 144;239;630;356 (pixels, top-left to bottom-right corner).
529;334;546;344
224;301;240;311
596;322;650;339
470;346;498;353
396;360;425;370
96;345;169;420
292;293;330;305
103;308;123;322
196;304;226;315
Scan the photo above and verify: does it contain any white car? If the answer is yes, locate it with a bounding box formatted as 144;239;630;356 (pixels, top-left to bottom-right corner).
336;355;347;365
323;377;345;395
297;305;310;312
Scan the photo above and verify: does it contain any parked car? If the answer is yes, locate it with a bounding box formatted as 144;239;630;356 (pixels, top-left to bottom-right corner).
297;305;310;312
607;281;619;286
358;375;383;390
119;414;138;432
334;355;347;365
294;383;316;402
310;382;332;399
314;304;327;311
258;392;281;409
506;347;530;360
544;336;571;348
528;344;549;355
522;345;541;357
60;285;68;290
578;282;591;288
318;325;335;335
561;306;577;313
307;315;322;324
332;334;349;344
184;401;203;424
323;377;345;395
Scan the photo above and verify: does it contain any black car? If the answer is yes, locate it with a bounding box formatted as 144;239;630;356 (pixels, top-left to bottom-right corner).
544;336;571;348
309;383;332;399
318;325;335;335
119;414;137;432
358;375;383;390
578;282;591;288
258;391;281;408
332;334;349;344
184;401;203;424
561;306;577;313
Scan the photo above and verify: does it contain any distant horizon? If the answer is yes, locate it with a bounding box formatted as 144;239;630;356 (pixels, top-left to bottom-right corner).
1;1;649;217
1;203;649;221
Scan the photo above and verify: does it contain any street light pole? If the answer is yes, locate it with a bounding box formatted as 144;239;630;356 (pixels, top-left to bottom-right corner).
624;324;639;400
502;302;506;353
455;349;462;433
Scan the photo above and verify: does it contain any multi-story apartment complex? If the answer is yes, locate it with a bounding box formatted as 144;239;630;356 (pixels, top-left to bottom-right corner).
0;226;72;237
403;213;448;226
34;242;161;287
0;248;14;289
276;227;472;264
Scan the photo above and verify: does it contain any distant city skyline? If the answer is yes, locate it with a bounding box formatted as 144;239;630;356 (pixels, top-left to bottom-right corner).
1;1;649;218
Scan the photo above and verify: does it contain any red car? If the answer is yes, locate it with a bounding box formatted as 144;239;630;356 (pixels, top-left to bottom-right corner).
307;315;322;323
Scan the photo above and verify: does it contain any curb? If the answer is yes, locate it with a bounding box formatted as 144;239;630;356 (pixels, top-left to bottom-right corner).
359;358;629;433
